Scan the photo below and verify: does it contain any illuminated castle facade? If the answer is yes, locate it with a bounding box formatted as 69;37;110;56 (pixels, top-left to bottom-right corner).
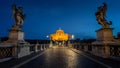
50;29;70;41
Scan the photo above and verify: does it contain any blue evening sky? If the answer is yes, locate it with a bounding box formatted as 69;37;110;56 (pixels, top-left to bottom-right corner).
0;0;120;39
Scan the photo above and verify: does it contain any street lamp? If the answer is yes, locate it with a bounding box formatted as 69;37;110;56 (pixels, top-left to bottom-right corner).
71;35;74;39
71;34;74;45
46;35;49;44
46;35;49;39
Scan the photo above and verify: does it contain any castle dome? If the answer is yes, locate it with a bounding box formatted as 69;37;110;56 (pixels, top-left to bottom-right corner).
56;29;64;34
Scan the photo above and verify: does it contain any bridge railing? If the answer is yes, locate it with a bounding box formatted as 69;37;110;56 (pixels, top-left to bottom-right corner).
0;44;14;59
0;43;50;62
109;45;120;57
72;43;120;59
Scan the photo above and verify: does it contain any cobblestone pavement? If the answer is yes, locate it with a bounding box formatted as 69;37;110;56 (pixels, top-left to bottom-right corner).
19;47;108;68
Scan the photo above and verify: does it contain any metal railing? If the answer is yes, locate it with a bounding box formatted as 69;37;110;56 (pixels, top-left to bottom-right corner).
0;44;14;59
110;45;120;57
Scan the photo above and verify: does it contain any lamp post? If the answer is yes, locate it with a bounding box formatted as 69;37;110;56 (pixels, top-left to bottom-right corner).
46;35;50;48
71;34;74;47
46;35;49;44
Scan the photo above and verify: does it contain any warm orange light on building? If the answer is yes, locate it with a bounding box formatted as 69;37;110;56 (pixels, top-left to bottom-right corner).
50;29;70;41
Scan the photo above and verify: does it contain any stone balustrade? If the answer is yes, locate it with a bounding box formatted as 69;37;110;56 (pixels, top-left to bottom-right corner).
71;43;120;59
0;43;50;62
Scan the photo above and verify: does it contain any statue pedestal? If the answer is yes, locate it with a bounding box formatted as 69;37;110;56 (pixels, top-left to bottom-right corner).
4;29;25;44
92;28;120;58
96;28;114;41
3;29;30;58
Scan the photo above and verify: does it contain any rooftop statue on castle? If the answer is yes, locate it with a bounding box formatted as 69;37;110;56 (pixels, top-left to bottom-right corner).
95;2;112;28
12;4;25;29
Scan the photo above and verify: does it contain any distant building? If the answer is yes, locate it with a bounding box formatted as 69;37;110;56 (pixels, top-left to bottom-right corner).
50;29;70;41
50;29;70;46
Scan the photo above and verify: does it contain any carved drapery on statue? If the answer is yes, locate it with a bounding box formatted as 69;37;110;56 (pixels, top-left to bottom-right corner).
12;4;25;29
95;2;112;28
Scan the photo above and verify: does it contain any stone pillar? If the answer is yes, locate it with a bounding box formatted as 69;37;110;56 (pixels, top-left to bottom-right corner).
40;45;43;51
68;40;72;48
12;45;18;58
17;44;30;58
49;41;53;48
35;44;38;52
104;45;110;58
62;41;64;46
84;45;88;52
43;44;46;50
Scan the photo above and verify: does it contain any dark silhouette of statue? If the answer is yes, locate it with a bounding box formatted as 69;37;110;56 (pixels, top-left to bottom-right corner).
95;2;112;28
12;4;25;29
